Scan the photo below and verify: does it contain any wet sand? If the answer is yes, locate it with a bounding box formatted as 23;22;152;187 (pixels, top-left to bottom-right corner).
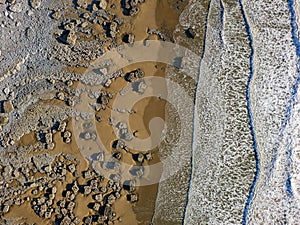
91;0;185;222
95;61;165;224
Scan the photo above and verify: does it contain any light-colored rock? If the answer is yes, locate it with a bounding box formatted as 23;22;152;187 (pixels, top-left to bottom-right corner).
3;205;10;213
104;78;112;87
63;130;72;138
57;92;65;101
2;100;14;113
145;152;152;161
137;153;144;162
95;194;103;201
29;0;41;9
52;11;61;19
128;33;135;44
66;31;77;45
127;193;138;202
3;87;9;95
81;21;89;28
93;202;101;211
9;3;22;13
99;0;107;9
68;164;76;173
84;185;91;195
58;121;67;132
0;115;8;126
77;0;88;8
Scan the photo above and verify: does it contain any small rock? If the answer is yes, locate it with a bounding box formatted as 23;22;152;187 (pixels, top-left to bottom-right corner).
3;87;9;95
68;164;76;173
99;186;107;193
63;130;72;139
127;193;138;202
81;21;89;28
104;78;112;88
59;200;66;208
3;204;10;213
29;0;41;9
185;27;196;39
77;0;88;8
82;12;90;19
64;22;75;31
52;11;61;19
49;194;55;200
9;3;22;13
83;132;91;140
98;95;109;105
61;216;72;225
64;137;71;143
44;165;52;173
94;194;103;201
97;152;104;162
51;186;57;194
46;142;55;150
115;192;121;199
83;170;92;179
137;153;144;163
72;181;79;194
27;10;34;16
66;80;73;87
123;180;136;192
128;33;135;44
45;132;53;144
92;3;98;11
67;202;75;210
113;139;125;149
107;194;116;204
136;80;147;93
123;33;135;44
67;98;75;107
83;186;91;195
99;0;107;9
125;69;144;82
130;6;140;16
95;114;102;122
58;121;67;132
57;92;65;101
66;31;77;45
0;115;8;126
113;152;122;160
93;202;101;211
2;100;14;113
45;211;52;219
145;152;152;161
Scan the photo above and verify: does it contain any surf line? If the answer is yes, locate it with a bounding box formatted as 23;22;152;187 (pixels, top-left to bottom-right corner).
182;0;213;224
238;0;261;224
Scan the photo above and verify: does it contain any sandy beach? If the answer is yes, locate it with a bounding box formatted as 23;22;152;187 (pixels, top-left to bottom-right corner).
2;0;187;224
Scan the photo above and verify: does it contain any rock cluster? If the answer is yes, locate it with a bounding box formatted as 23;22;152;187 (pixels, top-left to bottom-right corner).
96;91;113;111
147;28;166;41
124;68;145;82
121;0;145;16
